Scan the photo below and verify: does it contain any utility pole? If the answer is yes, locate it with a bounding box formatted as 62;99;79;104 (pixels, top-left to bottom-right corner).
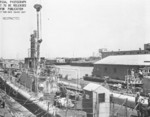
125;98;128;117
65;93;69;117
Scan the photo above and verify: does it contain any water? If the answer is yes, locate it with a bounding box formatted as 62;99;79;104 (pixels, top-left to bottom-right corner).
56;65;93;79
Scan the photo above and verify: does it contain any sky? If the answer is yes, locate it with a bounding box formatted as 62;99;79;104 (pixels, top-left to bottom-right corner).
0;0;150;59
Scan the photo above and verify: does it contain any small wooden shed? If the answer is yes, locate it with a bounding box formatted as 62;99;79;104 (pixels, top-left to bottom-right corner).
82;83;110;117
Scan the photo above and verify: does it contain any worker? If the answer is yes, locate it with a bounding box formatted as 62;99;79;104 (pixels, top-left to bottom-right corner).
117;83;122;91
131;69;135;81
135;92;147;117
59;84;67;97
138;70;143;81
135;92;140;105
103;79;109;89
131;69;135;76
139;98;146;117
127;69;131;75
0;99;5;108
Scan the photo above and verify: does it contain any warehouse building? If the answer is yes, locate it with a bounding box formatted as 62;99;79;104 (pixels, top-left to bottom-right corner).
100;43;150;59
92;55;150;80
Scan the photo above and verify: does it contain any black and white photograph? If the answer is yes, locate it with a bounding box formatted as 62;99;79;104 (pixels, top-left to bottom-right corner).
0;0;150;117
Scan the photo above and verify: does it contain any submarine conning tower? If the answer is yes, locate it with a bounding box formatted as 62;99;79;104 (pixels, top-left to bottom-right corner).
24;4;43;70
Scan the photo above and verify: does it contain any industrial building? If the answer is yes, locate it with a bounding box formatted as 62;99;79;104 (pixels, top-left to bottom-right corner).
100;43;150;59
92;54;150;80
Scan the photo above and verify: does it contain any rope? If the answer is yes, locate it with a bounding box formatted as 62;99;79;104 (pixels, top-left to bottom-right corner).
114;98;127;116
34;109;45;116
34;108;41;114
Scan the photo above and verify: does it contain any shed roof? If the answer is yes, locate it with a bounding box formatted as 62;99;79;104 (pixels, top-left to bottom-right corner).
95;55;150;66
83;83;100;91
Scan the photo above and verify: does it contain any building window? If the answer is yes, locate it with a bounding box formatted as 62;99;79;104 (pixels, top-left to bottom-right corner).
114;68;117;73
99;93;105;103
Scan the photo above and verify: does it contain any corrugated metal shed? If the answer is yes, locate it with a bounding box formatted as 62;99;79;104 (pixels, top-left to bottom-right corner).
94;55;150;66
